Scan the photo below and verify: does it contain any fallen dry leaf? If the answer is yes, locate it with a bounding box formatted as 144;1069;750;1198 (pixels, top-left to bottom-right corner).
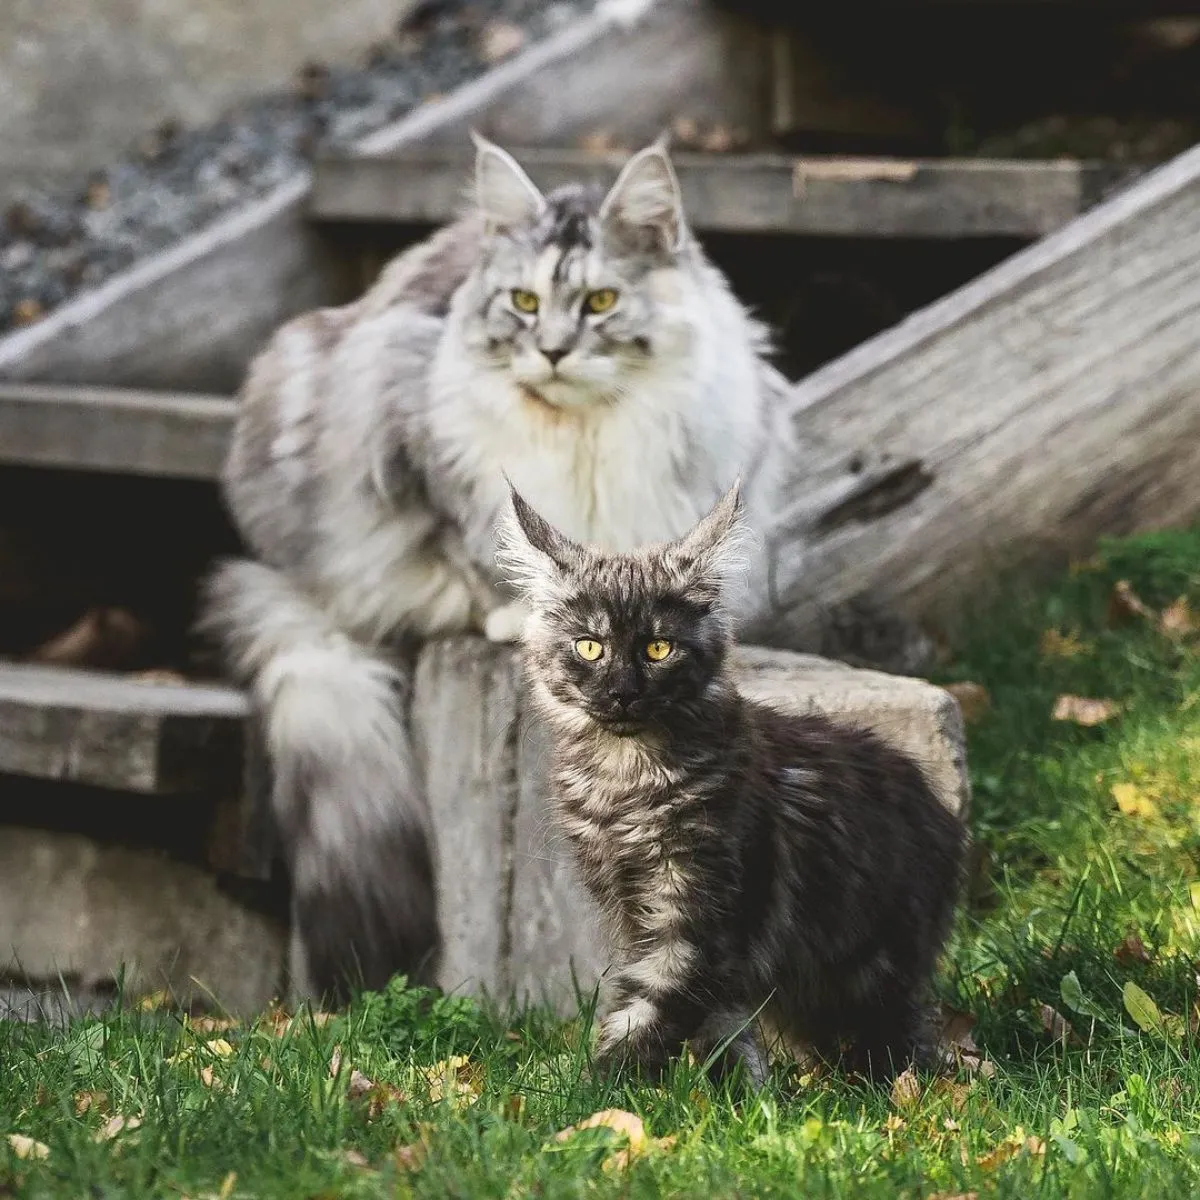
6;1133;49;1161
341;1148;371;1170
1040;629;1090;659
138;989;171;1012
94;1114;142;1143
187;1015;238;1036
218;1171;237;1200
394;1139;428;1172
555;1108;647;1150
1114;932;1152;966
1160;597;1197;638
422;1055;480;1108
931;1078;972;1112
943;682;991;724
977;1129;1045;1171
199;1065;218;1089
883;1113;906;1133
927;1193;978;1200
1109;579;1155;625
1051;694;1119;726
1112;781;1159;819
1039;1004;1075;1044
890;1067;921;1109
13;297;44;326
479;20;525;63
74;1090;109;1116
606;1134;676;1173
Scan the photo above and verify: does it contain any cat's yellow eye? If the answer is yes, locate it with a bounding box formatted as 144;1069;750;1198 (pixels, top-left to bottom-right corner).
575;638;604;662
585;288;618;314
511;289;540;314
645;639;674;662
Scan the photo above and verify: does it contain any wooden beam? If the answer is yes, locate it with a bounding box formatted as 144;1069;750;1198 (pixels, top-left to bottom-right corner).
0;664;248;795
0;383;235;480
311;148;1133;239
747;141;1200;651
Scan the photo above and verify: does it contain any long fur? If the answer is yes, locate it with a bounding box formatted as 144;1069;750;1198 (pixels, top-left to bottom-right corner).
206;134;794;1002
499;488;967;1085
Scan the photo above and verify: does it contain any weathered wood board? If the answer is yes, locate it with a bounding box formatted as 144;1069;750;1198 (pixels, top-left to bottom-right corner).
0;383;235;479
0;0;762;392
412;637;968;1010
0;663;247;795
749;140;1200;648
313;148;1130;239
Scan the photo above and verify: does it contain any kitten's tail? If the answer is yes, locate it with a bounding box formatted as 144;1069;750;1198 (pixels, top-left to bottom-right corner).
201;558;439;1002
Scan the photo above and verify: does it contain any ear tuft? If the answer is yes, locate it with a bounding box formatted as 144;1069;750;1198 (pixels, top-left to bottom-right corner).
494;487;581;605
473;131;546;233
599;142;684;252
669;481;753;594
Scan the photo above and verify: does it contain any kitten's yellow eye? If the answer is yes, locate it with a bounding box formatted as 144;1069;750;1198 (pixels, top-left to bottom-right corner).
645;639;674;662
575;638;604;662
585;288;618;314
511;289;539;314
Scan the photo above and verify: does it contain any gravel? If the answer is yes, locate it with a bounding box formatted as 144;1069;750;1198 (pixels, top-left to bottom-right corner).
0;0;592;337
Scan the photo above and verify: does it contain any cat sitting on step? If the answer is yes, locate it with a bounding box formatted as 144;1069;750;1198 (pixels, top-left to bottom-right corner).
202;133;795;1003
495;484;966;1085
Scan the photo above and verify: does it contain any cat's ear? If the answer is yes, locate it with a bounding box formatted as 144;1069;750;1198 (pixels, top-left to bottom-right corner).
669;482;750;591
495;486;581;603
599;141;684;252
472;131;546;234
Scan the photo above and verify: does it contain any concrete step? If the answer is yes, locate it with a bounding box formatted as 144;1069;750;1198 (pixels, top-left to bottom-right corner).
311;147;1137;240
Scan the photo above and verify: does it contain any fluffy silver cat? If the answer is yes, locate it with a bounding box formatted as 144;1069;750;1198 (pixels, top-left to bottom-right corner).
203;133;794;1001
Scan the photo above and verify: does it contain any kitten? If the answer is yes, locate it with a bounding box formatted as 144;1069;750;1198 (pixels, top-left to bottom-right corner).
203;134;794;1002
496;484;966;1085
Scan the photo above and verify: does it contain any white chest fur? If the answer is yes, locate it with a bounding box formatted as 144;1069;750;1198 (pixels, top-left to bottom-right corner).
426;348;767;573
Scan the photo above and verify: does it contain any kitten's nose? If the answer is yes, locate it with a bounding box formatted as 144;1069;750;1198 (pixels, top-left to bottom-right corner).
606;684;639;710
541;346;569;367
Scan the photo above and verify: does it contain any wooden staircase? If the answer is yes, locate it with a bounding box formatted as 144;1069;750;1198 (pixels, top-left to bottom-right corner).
1;0;1198;1008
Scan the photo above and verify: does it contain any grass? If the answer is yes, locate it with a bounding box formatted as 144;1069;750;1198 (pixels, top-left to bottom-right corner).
3;528;1199;1199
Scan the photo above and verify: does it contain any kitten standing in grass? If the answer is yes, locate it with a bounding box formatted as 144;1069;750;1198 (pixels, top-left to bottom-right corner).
497;485;966;1085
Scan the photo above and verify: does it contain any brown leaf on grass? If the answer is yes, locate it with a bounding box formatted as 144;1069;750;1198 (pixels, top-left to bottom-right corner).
478;21;525;63
554;1108;647;1149
218;1171;237;1200
199;1065;219;1090
606;1134;677;1173
977;1129;1046;1171
394;1140;428;1173
1039;1004;1076;1044
187;1015;238;1036
927;1193;978;1200
73;1090;109;1116
1114;932;1152;966
6;1133;49;1160
1160;597;1197;638
138;989;171;1012
931;1078;972;1112
1112;782;1159;819
1051;695;1119;726
94;1115;142;1143
890;1067;921;1110
422;1055;481;1108
1040;629;1090;659
943;682;991;724
331;1051;406;1117
1109;579;1155;625
341;1149;370;1170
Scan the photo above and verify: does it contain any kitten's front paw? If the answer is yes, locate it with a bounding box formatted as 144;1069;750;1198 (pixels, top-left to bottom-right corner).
484;601;530;645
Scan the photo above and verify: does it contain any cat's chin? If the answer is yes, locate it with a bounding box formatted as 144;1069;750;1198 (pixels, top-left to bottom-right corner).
590;717;646;738
515;378;616;412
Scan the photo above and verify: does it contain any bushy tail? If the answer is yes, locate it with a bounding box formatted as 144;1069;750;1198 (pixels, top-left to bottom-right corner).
202;558;439;1002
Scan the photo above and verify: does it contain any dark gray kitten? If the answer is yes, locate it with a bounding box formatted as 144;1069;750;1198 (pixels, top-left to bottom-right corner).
496;484;966;1085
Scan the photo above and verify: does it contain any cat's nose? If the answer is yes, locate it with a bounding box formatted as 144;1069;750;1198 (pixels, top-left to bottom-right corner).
606;685;639;710
541;346;569;367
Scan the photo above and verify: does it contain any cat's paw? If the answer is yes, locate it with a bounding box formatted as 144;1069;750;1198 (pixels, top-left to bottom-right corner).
483;601;530;645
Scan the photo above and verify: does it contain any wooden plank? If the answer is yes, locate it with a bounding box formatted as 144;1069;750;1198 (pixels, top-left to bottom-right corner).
747;141;1200;651
0;663;248;795
0;383;235;479
412;639;522;999
312;148;1133;239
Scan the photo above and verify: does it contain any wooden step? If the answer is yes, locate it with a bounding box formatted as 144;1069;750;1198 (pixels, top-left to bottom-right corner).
0;663;248;795
311;148;1136;240
0;383;235;480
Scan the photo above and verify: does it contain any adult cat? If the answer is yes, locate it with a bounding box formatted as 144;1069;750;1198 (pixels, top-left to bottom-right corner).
204;133;794;1001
